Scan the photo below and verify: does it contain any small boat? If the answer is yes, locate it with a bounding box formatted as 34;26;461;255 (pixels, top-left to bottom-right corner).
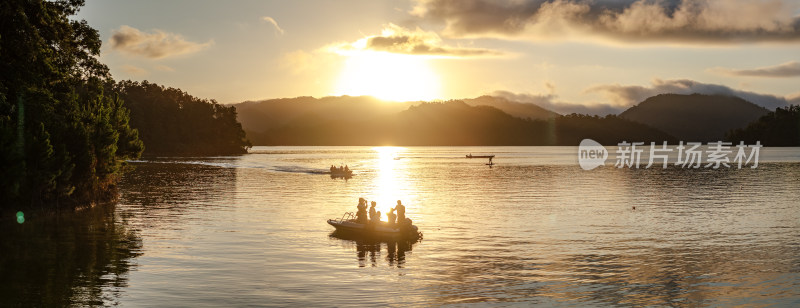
330;169;353;177
466;154;495;159
329;165;353;178
327;212;422;240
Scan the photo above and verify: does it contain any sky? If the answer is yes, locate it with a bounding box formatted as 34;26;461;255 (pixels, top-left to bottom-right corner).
78;0;800;114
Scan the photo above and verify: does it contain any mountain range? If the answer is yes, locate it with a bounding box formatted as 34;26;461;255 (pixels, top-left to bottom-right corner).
234;93;774;145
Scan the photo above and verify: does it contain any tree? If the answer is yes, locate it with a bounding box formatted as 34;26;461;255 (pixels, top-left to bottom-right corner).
115;80;251;155
0;0;143;209
727;105;800;146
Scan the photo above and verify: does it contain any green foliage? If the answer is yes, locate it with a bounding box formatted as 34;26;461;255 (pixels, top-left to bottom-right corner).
115;80;251;155
0;0;143;209
726;105;800;146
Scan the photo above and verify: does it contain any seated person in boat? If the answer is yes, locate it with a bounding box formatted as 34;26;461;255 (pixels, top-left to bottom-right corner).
368;201;377;221
356;198;368;224
387;208;397;228
344;165;349;171
372;211;381;225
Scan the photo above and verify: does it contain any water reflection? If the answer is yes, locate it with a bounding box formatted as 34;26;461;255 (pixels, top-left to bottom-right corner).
330;174;352;180
329;231;417;268
117;161;237;230
0;204;142;307
369;147;415;215
7;147;795;306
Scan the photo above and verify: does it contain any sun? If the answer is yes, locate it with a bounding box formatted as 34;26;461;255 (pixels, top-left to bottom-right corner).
334;52;441;102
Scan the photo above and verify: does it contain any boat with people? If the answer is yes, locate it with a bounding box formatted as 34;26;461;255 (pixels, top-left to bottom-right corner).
327;214;420;239
327;199;422;240
466;154;495;159
329;165;353;177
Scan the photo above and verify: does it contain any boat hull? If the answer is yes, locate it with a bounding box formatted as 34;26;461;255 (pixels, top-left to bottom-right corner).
466;155;495;158
329;170;353;177
327;219;419;239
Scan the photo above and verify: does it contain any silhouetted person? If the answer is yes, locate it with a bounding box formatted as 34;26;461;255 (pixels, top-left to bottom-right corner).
345;165;349;171
372;211;381;226
387;208;397;228
356;198;368;224
395;200;406;226
369;201;377;221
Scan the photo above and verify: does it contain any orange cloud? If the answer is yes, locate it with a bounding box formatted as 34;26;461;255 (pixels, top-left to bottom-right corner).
110;25;212;59
328;24;502;57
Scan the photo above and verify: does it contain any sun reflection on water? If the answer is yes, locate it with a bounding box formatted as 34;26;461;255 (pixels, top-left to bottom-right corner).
368;146;413;220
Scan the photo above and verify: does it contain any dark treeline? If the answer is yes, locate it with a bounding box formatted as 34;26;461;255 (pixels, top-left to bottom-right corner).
249;101;676;146
0;0;250;210
727;105;800;146
0;204;141;306
1;0;143;210
115;80;251;156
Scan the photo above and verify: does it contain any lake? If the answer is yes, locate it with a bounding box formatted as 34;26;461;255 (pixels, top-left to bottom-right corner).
2;146;800;306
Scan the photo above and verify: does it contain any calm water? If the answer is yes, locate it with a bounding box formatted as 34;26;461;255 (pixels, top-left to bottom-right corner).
3;146;800;306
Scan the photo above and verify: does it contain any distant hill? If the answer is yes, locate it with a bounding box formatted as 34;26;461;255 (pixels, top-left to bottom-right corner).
250;100;543;146
240;99;674;146
556;113;677;146
619;94;770;142
727;105;800;146
462;95;559;120
235;96;415;134
234;95;561;138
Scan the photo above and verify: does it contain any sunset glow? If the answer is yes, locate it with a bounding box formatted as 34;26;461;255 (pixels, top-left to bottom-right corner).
6;1;800;306
334;52;441;102
370;146;410;217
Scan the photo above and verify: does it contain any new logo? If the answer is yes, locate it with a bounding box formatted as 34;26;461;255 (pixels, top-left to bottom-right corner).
578;139;608;170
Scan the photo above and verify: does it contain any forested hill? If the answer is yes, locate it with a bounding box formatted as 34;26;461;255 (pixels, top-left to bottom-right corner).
116;81;251;156
235;96;416;134
247;100;676;146
620;94;769;142
462;95;559;120
727;105;800;146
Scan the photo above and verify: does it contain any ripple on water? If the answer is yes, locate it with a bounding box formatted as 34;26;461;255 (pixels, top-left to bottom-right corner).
4;146;797;307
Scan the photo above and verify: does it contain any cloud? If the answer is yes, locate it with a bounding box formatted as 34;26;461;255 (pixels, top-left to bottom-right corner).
710;61;800;77
120;64;147;76
491;78;797;116
262;16;285;36
412;0;800;44
328;24;502;57
587;79;792;110
110;25;213;59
